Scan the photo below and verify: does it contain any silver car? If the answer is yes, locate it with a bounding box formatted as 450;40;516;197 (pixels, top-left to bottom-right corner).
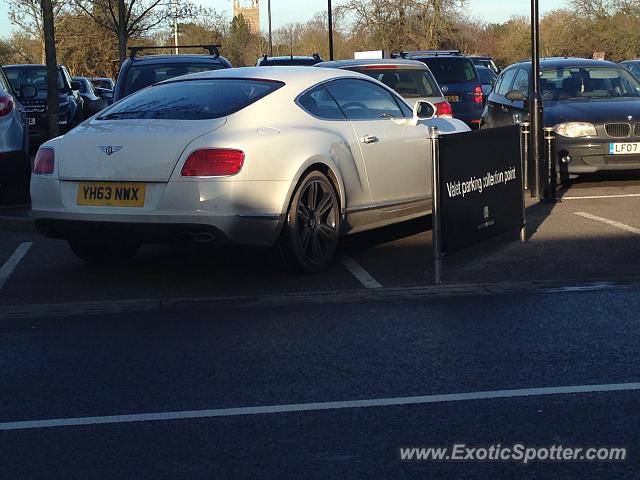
0;65;31;203
316;58;459;120
32;67;458;271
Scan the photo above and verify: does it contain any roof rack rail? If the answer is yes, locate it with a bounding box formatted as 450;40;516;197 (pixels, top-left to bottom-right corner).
128;44;221;59
392;49;461;59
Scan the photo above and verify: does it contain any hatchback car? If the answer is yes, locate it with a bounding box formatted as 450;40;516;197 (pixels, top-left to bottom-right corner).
72;76;107;116
315;58;459;123
470;56;500;75
32;67;450;271
256;54;323;66
113;45;232;101
397;51;485;128
481;57;640;175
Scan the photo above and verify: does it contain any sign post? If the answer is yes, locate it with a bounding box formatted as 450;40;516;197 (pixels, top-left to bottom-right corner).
430;126;443;285
529;0;545;200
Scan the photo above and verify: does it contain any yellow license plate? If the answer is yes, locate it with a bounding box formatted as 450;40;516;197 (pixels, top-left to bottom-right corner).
77;182;146;207
446;95;460;102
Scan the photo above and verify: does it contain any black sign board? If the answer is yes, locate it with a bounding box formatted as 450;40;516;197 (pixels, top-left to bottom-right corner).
437;125;524;254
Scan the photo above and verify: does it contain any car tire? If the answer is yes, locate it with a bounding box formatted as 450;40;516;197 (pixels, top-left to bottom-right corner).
68;239;140;264
277;171;340;273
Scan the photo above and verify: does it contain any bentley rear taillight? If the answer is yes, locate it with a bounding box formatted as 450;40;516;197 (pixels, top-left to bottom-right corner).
180;149;245;177
33;148;54;175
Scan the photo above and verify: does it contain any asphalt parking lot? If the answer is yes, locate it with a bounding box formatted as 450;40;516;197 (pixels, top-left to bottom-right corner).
1;171;640;311
2;172;640;479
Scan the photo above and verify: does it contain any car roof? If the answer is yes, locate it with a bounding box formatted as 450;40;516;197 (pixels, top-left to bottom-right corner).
126;54;228;65
162;66;369;89
509;57;620;69
4;64;62;68
316;59;429;69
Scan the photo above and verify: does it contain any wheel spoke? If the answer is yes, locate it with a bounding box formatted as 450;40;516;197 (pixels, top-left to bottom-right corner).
317;193;334;217
300;227;312;253
311;233;323;262
319;223;337;241
307;181;318;210
297;203;310;223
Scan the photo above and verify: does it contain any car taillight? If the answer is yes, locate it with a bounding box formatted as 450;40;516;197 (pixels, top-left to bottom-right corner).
473;85;484;104
434;101;453;117
0;95;14;116
33;148;54;175
180;149;245;177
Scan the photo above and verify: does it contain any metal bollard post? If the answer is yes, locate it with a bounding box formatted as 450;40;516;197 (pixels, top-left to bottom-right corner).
429;126;443;285
520;122;530;191
543;127;557;203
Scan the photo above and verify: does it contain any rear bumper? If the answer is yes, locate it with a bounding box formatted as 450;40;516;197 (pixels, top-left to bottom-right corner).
30;176;289;246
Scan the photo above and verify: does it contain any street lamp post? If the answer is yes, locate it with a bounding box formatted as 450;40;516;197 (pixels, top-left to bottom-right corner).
529;0;544;199
268;0;273;56
327;0;334;60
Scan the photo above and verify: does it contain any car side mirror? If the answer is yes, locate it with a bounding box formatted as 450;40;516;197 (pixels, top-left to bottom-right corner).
413;100;436;120
505;89;526;102
19;85;38;98
71;80;82;91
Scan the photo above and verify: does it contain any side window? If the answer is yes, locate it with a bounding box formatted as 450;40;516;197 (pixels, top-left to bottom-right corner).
512;69;529;96
0;70;11;94
324;79;405;120
61;68;72;90
297;85;346;120
496;69;517;96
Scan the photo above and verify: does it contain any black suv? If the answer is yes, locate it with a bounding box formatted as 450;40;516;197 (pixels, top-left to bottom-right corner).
255;54;323;66
3;64;84;145
394;50;484;128
113;45;232;101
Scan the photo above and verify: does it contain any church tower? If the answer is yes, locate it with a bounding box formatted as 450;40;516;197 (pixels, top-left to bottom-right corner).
233;0;260;34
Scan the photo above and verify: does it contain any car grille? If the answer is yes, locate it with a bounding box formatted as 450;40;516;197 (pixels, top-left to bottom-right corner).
21;100;46;113
605;123;631;138
635;123;640;136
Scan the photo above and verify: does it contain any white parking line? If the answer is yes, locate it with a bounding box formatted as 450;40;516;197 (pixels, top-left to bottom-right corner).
1;382;639;431
340;253;382;289
0;242;32;290
575;212;640;235
563;194;640;200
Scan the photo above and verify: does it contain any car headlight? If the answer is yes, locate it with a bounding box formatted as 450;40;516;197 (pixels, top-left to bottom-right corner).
554;122;597;138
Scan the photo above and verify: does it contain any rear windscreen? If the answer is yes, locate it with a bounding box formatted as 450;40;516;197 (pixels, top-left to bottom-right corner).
123;63;226;97
353;68;440;98
99;79;284;120
419;58;478;84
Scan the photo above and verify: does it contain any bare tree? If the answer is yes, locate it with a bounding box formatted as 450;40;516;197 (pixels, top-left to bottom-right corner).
9;0;68;62
41;0;59;138
74;0;171;65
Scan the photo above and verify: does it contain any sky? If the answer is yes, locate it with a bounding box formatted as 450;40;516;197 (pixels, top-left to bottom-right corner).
0;0;568;40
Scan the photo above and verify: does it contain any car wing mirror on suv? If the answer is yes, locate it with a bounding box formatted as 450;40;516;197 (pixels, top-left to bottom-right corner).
19;85;38;98
410;100;436;125
505;89;526;102
71;80;82;91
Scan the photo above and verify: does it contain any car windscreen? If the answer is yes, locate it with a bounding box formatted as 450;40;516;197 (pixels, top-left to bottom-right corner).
352;67;441;98
420;58;478;84
99;78;284;120
123;63;226;97
4;66;65;92
540;66;640;99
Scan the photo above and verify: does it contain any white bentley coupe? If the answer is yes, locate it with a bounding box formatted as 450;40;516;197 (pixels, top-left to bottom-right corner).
31;67;468;271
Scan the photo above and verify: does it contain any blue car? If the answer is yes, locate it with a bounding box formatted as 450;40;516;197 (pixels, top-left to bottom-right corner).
113;44;232;101
395;50;485;128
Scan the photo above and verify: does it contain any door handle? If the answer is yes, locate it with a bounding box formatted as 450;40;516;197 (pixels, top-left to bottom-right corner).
361;135;378;144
